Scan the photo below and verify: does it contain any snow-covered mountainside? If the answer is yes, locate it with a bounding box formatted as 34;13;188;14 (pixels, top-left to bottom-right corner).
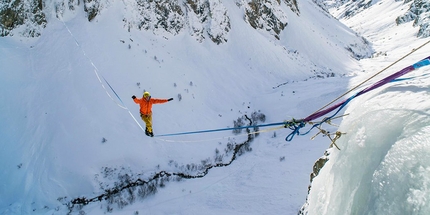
0;0;373;64
0;0;296;41
315;0;430;38
2;0;429;214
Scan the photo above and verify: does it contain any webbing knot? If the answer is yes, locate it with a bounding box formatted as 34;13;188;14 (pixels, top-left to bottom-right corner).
284;119;306;141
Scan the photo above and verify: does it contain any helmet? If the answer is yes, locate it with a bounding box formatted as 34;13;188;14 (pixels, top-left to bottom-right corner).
143;91;151;98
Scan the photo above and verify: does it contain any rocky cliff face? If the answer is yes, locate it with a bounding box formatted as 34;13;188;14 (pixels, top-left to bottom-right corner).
0;0;46;37
396;0;430;38
314;0;430;38
0;0;300;43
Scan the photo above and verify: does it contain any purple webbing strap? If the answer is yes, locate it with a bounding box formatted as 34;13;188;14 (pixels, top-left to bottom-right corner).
303;56;430;122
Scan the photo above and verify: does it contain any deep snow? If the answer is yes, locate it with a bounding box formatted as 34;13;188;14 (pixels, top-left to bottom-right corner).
0;0;429;214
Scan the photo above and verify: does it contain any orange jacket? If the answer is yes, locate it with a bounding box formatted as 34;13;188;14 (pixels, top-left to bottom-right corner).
133;97;168;115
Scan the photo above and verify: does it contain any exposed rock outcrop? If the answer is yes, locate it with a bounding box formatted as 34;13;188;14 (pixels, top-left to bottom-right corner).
0;0;302;42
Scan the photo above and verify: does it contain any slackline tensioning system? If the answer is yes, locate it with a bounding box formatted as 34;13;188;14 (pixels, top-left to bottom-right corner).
157;44;430;149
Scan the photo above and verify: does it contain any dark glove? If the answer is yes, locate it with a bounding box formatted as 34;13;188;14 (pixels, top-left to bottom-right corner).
132;95;136;99
168;98;173;101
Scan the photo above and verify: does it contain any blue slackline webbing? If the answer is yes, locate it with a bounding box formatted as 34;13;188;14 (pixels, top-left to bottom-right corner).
413;58;430;69
155;122;286;137
391;59;430;82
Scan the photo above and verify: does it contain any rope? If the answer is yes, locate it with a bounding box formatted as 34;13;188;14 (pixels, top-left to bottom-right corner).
289;55;430;146
303;56;430;122
59;18;146;132
307;39;430;120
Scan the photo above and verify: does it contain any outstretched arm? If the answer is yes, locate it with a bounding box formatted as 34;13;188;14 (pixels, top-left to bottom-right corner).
151;98;173;104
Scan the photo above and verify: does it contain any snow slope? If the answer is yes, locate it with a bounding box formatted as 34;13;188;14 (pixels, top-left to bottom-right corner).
2;0;427;214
